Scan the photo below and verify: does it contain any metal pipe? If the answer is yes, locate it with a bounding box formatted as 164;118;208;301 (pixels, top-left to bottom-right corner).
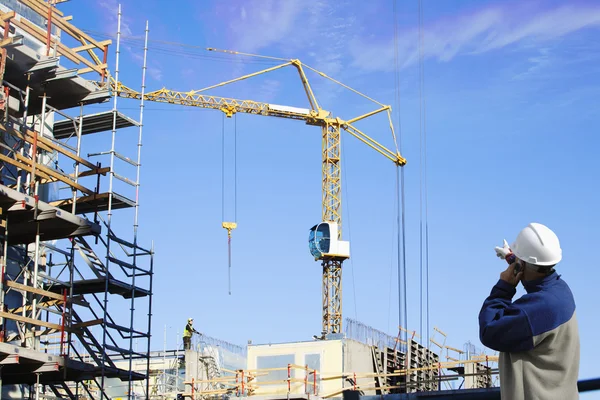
35;372;40;400
17;77;31;192
101;3;122;393
45;1;52;56
72;104;83;214
146;241;154;397
130;19;148;397
31;220;40;350
66;239;75;358
60;288;66;355
579;377;600;392
30;92;46;196
0;213;7;343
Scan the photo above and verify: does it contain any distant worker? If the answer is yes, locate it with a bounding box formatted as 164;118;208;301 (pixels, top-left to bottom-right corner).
479;223;579;400
183;317;200;350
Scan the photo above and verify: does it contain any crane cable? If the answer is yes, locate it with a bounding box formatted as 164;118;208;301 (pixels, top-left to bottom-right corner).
417;0;431;351
222;113;238;295
393;0;409;353
340;140;359;320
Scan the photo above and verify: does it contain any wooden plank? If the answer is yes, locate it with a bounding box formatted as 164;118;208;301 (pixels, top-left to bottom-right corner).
0;11;15;22
5;280;65;301
445;345;464;354
0;153;53;183
10;299;60;314
23;129;98;171
32;159;94;195
22;19;104;75
72;40;110;53
72;43;98;53
434;326;447;336
0;310;63;331
70;166;110;178
23;0;64;16
0;36;18;48
77;64;108;75
19;0;111;71
244;367;289;373
10;17;79;64
20;0;108;49
72;318;102;329
2;124;99;171
16;18;104;75
50;192;108;209
0;124;53;153
0;152;72;187
0;151;93;195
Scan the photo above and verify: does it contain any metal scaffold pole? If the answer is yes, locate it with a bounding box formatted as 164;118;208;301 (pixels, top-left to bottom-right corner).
127;18;149;399
147;241;155;398
102;3;122;392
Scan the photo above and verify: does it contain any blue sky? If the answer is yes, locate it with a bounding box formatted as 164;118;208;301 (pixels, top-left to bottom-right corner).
54;0;599;386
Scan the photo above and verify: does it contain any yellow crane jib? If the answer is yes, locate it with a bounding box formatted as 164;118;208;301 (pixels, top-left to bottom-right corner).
104;49;406;334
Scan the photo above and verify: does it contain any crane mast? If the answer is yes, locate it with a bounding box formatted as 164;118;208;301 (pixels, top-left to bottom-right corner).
322;122;343;334
103;54;406;336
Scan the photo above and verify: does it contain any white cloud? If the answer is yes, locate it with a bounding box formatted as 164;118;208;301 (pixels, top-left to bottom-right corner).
227;0;304;54
220;0;354;74
97;0;133;37
350;3;600;72
219;0;355;105
96;1;163;81
511;47;552;81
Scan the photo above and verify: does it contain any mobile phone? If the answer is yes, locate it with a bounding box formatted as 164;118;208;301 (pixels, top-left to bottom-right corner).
513;262;523;276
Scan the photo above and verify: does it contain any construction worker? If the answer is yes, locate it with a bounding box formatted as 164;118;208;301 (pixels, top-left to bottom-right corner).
479;223;579;400
183;318;200;350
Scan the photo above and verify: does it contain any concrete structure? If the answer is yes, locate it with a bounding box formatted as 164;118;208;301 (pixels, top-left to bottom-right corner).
246;337;379;398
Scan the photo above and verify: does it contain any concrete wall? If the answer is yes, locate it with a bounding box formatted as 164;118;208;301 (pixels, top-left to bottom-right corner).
247;338;380;398
343;339;377;395
247;339;343;397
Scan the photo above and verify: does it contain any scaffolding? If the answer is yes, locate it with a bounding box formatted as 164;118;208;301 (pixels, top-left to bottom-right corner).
0;1;153;399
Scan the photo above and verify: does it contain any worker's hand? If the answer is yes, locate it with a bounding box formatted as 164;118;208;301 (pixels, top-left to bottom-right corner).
500;263;523;287
494;239;512;260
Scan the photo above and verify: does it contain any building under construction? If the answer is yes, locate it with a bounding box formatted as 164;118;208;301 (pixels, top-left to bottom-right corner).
0;1;596;400
0;0;153;398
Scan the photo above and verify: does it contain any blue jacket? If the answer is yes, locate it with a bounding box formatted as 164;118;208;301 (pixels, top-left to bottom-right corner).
479;272;579;399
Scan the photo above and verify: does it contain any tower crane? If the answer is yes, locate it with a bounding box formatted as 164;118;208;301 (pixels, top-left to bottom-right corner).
104;50;407;336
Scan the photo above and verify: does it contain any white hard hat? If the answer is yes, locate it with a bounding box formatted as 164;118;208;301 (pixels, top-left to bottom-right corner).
188;318;193;322
511;223;562;266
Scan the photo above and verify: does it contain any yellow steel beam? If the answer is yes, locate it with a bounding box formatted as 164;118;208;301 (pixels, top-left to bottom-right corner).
346;106;391;125
293;60;321;112
343;122;406;166
192;61;293;94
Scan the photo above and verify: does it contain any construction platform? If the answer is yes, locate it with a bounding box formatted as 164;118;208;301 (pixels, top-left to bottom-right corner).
2;33;110;116
50;192;136;215
0;184;100;244
0;342;145;385
53;110;138;139
45;277;151;299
